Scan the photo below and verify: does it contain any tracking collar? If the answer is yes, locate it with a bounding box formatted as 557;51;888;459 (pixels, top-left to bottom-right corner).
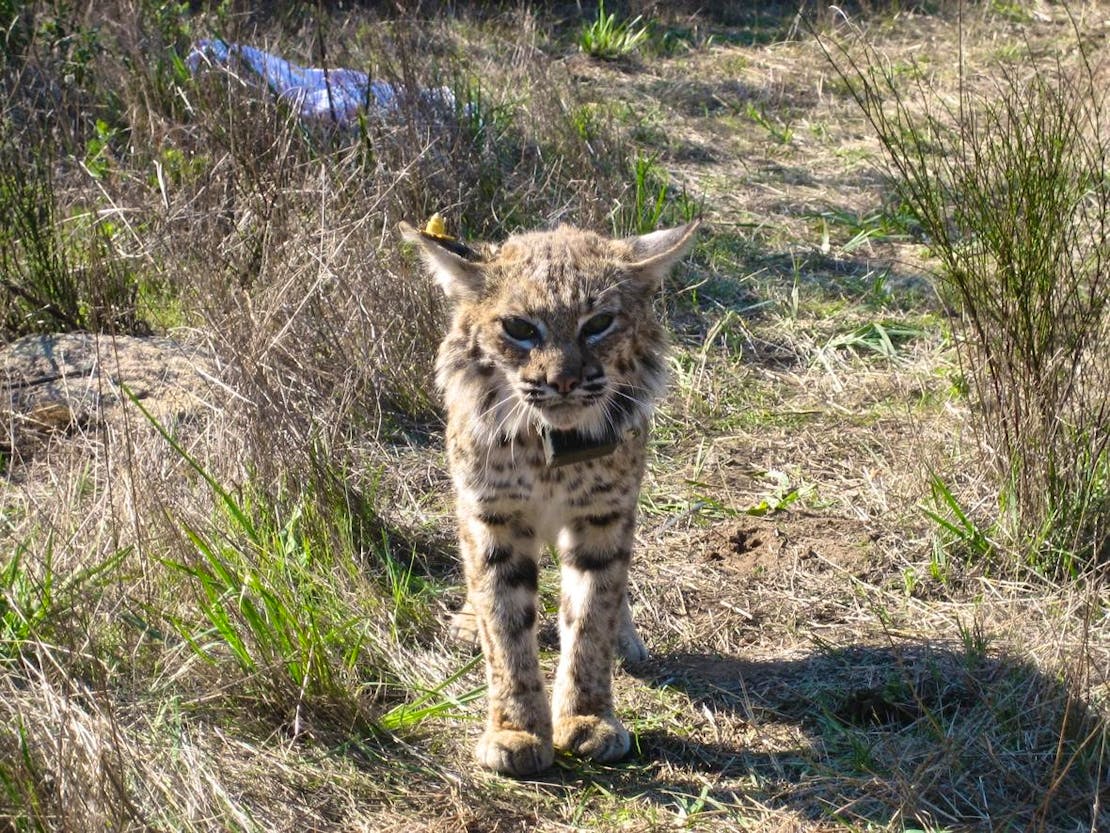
541;424;641;468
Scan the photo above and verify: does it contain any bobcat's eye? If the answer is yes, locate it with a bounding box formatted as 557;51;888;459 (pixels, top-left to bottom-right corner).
501;317;541;347
580;312;615;341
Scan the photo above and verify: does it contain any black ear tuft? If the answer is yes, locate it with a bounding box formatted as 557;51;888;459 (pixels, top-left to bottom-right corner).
399;222;485;301
421;233;480;262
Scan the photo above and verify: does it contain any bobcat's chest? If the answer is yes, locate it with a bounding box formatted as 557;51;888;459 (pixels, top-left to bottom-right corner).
450;425;646;544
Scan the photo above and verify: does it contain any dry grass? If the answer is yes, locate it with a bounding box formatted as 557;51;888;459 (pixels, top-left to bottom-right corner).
1;1;1108;831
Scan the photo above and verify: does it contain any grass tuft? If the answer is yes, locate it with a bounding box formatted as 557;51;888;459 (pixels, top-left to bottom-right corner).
579;0;649;61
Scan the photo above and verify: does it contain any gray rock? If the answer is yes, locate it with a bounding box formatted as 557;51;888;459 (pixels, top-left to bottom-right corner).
1;333;217;466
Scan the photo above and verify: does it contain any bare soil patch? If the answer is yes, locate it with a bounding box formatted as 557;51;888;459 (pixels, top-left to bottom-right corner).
686;512;878;579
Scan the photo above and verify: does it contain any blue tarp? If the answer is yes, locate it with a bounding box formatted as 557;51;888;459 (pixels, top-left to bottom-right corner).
186;39;456;126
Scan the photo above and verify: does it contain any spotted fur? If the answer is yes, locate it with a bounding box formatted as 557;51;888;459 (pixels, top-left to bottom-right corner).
401;220;699;776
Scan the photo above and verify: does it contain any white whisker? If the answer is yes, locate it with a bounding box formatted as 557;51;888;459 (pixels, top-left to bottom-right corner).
478;389;517;423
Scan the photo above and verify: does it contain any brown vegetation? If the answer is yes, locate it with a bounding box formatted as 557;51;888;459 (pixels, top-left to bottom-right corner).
0;1;1106;830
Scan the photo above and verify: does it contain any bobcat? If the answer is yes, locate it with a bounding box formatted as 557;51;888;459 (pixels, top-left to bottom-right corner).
401;218;699;776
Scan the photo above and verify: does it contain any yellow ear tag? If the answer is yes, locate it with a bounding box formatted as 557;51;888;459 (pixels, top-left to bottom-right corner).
423;212;454;240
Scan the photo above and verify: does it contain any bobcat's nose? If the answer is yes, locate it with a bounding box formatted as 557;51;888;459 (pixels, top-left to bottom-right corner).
549;372;580;395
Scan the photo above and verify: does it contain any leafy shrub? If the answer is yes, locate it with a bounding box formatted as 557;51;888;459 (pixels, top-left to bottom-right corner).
824;27;1110;574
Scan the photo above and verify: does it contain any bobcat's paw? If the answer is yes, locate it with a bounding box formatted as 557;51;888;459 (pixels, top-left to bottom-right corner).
553;714;631;763
448;606;480;649
476;729;554;776
617;622;649;665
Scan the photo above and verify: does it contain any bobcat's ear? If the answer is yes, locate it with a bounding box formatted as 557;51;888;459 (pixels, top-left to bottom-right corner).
623;220;701;292
399;221;484;301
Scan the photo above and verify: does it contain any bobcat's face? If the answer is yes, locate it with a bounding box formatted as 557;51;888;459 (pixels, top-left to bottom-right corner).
403;221;699;441
471;260;658;435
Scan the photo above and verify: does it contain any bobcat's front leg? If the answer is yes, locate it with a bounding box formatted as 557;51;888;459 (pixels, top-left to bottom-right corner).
551;511;635;763
459;511;552;776
452;591;647;664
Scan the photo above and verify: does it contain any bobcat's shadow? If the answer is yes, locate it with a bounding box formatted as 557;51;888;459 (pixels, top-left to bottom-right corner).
542;643;1107;830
